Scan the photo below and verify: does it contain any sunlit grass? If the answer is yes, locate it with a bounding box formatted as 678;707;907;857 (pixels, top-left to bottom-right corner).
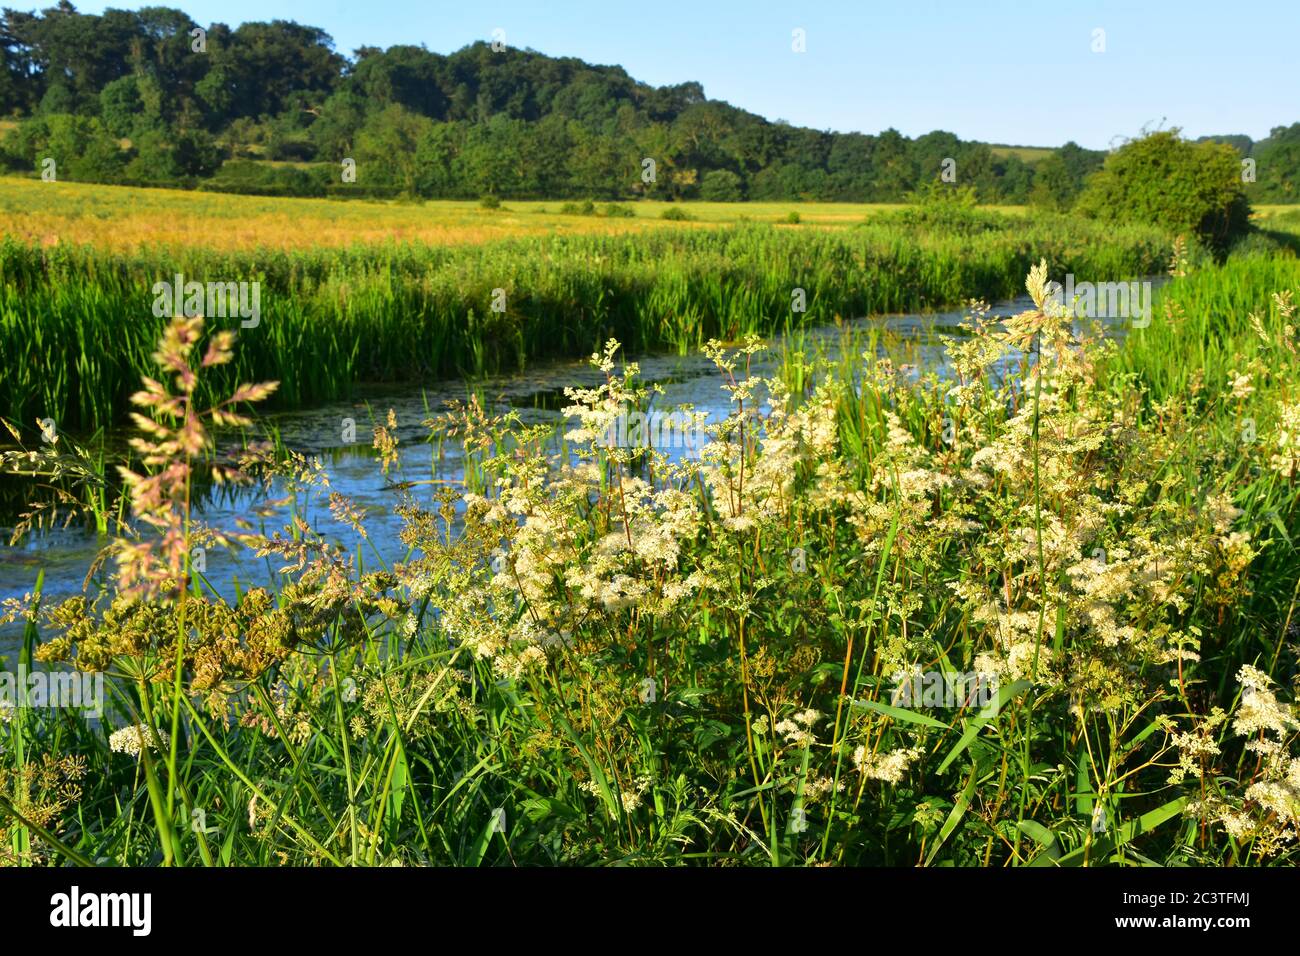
0;176;1030;251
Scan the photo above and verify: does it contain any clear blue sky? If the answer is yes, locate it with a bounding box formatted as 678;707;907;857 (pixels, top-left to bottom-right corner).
71;0;1297;149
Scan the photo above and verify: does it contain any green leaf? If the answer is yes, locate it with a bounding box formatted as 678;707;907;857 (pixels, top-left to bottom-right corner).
924;765;979;866
937;679;1031;773
851;696;949;730
1018;821;1061;865
1055;796;1189;866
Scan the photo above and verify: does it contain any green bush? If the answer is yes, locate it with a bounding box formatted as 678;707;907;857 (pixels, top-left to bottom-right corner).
5;114;126;182
877;182;1014;235
1076;130;1251;254
479;194;502;209
603;202;635;218
199;160;329;197
700;169;744;202
660;206;693;221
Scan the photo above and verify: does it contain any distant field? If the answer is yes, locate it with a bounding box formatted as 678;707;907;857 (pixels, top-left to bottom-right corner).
0;176;1030;250
989;144;1054;163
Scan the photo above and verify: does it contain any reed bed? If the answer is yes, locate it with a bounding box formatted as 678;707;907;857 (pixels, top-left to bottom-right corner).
0;217;1169;433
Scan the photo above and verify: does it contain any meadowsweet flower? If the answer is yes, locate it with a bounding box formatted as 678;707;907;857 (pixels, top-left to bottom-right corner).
793;708;821;728
1227;371;1254;401
802;775;845;801
853;746;922;783
579;777;649;817
109;723;169;757
1269;401;1300;477
1233;666;1296;738
775;719;814;746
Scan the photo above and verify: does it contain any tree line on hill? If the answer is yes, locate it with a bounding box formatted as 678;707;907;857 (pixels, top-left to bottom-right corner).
1;2;1297;206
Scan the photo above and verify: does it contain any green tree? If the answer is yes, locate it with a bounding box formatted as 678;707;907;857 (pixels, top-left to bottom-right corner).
353;103;433;196
1252;124;1300;203
700;168;743;201
99;76;143;138
1077;130;1251;252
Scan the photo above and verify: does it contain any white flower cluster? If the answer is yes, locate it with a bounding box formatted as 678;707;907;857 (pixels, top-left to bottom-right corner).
109;723;170;757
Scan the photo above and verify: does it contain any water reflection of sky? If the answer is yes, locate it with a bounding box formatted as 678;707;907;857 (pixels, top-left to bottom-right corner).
1;285;1146;646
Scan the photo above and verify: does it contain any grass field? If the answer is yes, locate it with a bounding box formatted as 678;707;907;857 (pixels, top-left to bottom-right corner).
989;145;1054;163
8;175;1294;254
0;199;1167;430
0;176;1030;250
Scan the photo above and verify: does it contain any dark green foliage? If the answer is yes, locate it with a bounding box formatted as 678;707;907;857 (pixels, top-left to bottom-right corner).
1250;124;1300;203
700;169;743;201
879;183;1015;235
4;113;124;182
0;6;1215;205
98;76;143;139
1029;142;1103;210
198;159;329;196
1076;130;1252;253
2;8;1295;204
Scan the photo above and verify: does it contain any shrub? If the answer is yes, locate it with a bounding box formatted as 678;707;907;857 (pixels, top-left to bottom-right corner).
660;206;693;221
199;160;329;197
1076;129;1251;254
700;169;744;202
877;182;1014;235
479;194;502;209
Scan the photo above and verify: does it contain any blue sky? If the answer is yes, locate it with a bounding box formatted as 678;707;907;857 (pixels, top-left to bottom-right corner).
71;0;1297;149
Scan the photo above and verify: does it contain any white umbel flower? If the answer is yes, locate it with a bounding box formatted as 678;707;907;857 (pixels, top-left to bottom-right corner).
109;723;170;757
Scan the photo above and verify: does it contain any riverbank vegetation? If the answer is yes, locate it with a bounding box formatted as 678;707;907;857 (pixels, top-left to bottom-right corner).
0;209;1172;432
2;17;1298;865
4;239;1300;865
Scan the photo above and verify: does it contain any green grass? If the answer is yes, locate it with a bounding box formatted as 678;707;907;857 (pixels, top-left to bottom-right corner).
0;215;1170;433
989;144;1054;164
2;175;1024;250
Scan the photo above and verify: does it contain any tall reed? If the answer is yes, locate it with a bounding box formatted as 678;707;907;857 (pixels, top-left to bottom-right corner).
0;219;1170;433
